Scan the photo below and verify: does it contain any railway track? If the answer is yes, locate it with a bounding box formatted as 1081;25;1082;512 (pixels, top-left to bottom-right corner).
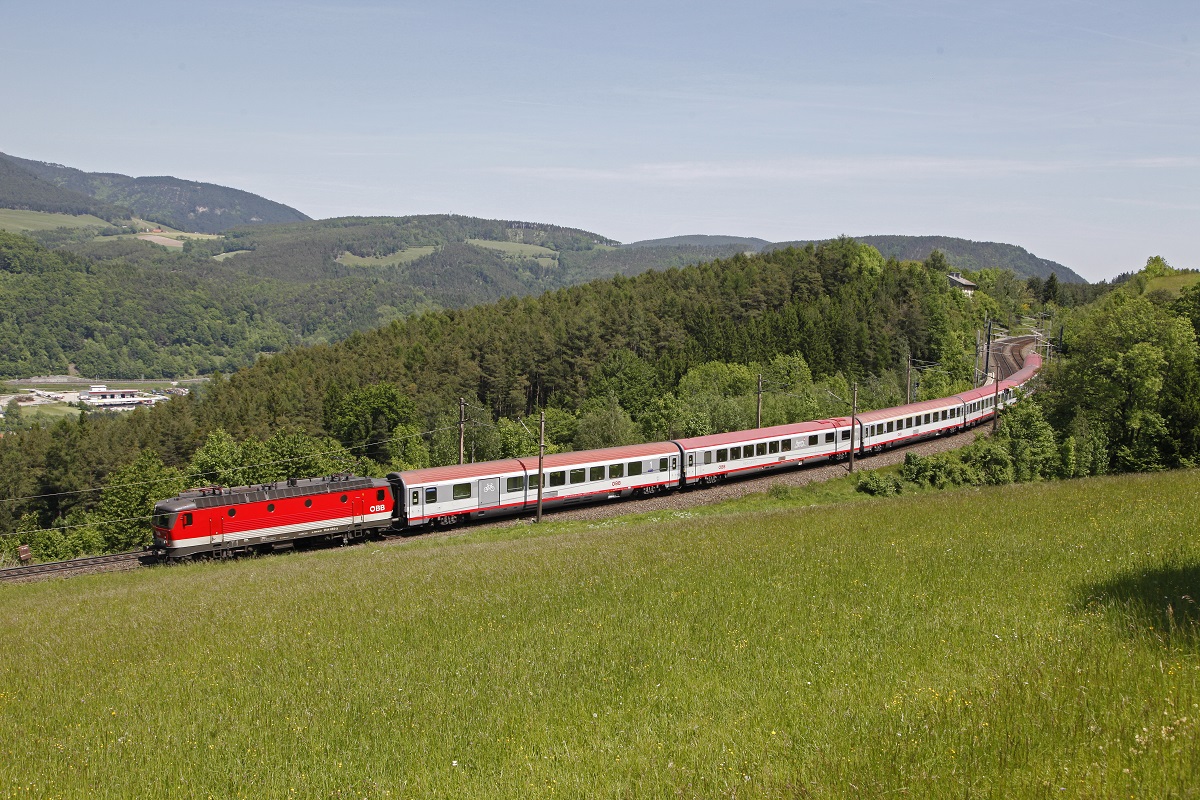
3;337;1038;584
0;550;148;583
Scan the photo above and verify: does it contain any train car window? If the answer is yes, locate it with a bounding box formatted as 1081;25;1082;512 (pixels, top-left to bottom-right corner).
887;421;894;433
340;494;348;503
825;432;835;443
411;490;419;505
658;458;668;472
266;504;274;513
609;463;624;479
842;429;851;440
703;451;712;465
942;410;948;420
590;466;605;482
305;499;313;508
425;487;437;504
183;513;193;526
781;439;792;451
730;446;741;459
228;508;236;517
376;489;385;501
570;468;586;484
628;462;642;476
507;476;525;492
452;483;471;500
757;442;768;456
808;435;819;447
550;471;566;487
528;474;540;490
924;413;931;424
716;448;728;462
769;440;779;454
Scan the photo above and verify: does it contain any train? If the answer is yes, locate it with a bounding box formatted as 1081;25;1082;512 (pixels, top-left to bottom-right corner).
150;351;1041;560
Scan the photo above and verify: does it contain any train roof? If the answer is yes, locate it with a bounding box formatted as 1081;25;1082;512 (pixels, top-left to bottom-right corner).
391;443;681;485
855;396;962;424
154;473;388;512
674;418;846;450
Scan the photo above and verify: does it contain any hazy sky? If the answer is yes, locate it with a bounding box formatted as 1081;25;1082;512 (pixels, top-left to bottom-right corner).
3;1;1197;280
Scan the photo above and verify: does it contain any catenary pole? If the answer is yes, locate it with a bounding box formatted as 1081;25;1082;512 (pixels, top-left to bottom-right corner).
536;410;545;523
458;398;466;465
756;374;763;429
848;381;857;474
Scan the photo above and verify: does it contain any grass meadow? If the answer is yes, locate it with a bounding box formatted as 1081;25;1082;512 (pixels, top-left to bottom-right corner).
337;248;439;268
0;210;109;233
1;471;1198;797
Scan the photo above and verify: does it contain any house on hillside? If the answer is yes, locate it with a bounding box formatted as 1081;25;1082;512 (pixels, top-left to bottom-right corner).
948;271;977;297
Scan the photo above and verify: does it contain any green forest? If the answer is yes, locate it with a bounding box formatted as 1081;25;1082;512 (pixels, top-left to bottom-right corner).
2;239;1196;562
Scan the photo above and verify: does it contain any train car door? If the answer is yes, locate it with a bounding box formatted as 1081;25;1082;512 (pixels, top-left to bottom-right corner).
478;478;499;509
409;487;423;523
686;451;696;482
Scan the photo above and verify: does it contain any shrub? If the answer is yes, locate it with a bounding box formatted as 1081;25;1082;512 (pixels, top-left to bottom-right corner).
856;471;902;497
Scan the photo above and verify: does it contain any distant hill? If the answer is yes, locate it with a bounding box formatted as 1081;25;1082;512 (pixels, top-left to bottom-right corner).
0;152;310;234
623;235;770;250
766;235;1085;283
0;157;130;223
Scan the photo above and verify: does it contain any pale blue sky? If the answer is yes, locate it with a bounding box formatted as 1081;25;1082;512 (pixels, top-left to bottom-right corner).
3;1;1197;280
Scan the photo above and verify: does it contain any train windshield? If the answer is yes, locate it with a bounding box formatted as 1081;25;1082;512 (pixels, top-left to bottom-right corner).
151;510;178;530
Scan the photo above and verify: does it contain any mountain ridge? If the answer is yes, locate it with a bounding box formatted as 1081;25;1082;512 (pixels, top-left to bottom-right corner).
0;152;310;234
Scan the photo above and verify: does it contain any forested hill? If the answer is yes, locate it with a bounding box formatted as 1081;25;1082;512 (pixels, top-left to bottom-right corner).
2;237;999;537
0;152;309;233
0;157;130;223
766;235;1085;283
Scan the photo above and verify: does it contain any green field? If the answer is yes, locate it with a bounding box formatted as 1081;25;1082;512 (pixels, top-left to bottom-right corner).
467;238;559;259
1;471;1198;797
336;247;438;267
0;208;109;232
212;249;252;261
1146;273;1200;297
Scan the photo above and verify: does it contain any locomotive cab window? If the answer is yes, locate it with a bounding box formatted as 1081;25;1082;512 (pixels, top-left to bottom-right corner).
452;483;471;500
376;489;385;501
570;468;586;484
183;513;192;526
590;466;605;482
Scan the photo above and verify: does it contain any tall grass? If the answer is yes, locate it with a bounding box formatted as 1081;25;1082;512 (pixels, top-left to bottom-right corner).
1;471;1198;797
